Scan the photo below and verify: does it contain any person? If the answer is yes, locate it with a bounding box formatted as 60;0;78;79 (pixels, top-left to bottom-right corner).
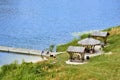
50;53;56;64
53;55;56;64
46;51;50;55
41;50;44;59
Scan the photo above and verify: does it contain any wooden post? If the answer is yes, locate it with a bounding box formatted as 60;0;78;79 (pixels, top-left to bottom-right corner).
81;52;85;62
68;52;74;62
104;37;107;45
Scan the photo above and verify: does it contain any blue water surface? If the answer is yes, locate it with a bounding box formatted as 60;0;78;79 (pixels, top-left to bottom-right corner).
0;0;120;65
0;0;120;50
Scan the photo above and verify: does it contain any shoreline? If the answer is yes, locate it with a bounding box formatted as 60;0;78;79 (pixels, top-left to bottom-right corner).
57;28;106;47
0;26;118;66
0;51;61;66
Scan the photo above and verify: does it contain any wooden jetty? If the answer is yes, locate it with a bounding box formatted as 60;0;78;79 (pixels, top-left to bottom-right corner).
0;46;43;56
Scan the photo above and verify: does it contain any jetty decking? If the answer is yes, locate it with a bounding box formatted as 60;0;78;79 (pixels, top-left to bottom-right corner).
0;46;43;56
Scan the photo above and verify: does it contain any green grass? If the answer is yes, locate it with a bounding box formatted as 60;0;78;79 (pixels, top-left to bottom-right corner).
103;26;120;53
56;33;89;52
0;26;120;80
56;38;79;52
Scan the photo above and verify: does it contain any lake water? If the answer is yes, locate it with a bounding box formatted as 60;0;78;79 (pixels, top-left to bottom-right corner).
0;0;120;66
0;52;43;66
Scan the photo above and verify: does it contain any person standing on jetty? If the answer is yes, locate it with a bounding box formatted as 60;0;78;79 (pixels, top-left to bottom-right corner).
41;50;44;59
46;51;49;55
50;52;56;64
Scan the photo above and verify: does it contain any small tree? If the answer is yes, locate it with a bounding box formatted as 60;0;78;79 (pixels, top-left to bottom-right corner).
49;44;55;52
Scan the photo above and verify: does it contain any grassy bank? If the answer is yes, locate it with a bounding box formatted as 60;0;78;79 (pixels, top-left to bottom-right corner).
0;26;120;80
56;33;89;52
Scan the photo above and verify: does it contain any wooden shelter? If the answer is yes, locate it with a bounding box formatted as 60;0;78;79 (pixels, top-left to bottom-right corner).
78;38;101;53
67;46;85;62
91;31;109;44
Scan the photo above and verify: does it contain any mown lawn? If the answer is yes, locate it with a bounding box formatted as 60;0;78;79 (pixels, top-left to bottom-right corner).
0;26;120;80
